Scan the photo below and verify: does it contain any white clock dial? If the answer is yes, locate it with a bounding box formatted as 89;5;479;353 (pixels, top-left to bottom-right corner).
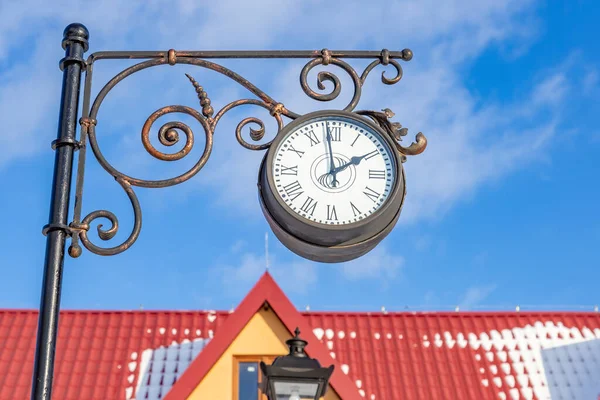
272;115;396;225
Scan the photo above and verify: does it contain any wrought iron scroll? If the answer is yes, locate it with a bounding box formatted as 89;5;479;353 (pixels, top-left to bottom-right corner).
66;48;427;258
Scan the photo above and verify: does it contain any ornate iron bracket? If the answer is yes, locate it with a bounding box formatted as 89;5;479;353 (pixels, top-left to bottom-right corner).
33;23;429;400
49;46;426;259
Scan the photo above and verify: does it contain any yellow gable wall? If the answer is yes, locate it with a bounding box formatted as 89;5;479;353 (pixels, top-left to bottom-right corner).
186;307;341;400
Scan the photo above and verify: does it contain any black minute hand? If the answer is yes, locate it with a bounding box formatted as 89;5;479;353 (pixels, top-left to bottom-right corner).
324;124;339;187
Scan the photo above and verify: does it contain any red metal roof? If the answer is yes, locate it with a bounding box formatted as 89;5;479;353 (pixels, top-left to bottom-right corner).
2;273;600;400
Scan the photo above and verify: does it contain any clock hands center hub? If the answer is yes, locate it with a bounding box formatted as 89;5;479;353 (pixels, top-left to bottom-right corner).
311;153;356;193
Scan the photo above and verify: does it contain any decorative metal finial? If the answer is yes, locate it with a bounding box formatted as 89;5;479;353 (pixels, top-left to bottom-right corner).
286;327;308;358
185;73;214;121
62;23;89;52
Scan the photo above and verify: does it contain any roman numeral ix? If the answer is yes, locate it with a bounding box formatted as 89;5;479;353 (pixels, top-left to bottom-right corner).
281;165;298;176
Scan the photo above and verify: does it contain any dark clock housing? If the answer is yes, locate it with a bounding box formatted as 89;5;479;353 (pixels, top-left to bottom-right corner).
258;110;406;263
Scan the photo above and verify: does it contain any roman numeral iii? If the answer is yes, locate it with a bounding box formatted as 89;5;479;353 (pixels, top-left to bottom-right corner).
369;169;386;179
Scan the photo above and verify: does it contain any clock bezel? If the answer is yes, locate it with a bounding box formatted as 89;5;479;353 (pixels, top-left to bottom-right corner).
259;109;405;247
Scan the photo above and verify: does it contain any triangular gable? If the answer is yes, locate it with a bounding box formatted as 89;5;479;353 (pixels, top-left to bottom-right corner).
164;272;361;400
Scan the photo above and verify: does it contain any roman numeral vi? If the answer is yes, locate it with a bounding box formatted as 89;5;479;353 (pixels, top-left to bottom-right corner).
327;205;338;221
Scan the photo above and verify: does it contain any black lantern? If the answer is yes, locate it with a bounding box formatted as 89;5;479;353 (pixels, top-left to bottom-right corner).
260;328;334;400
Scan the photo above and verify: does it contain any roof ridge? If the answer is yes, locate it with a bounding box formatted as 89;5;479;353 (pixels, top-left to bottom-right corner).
164;271;362;400
2;308;599;316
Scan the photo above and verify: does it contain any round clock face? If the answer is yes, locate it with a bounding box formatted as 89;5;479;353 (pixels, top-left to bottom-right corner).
271;114;397;225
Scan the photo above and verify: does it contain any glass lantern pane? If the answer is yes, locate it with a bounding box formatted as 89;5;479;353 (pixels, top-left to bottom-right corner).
273;381;319;400
238;362;259;400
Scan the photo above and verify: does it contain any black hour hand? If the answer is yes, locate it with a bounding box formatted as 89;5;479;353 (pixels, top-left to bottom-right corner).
332;153;369;174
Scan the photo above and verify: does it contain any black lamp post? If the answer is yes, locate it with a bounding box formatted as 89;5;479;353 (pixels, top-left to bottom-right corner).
31;22;425;400
260;328;334;400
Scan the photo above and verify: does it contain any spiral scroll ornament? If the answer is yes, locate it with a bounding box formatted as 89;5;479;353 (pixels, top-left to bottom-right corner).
300;51;362;111
66;48;425;257
69;178;141;257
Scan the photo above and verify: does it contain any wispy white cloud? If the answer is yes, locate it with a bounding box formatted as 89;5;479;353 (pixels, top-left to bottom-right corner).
217;238;403;294
414;235;433;252
531;73;569;106
388;68;565;223
0;36;59;167
168;1;569;225
229;239;247;254
219;251;317;295
583;68;598;95
338;245;405;281
459;284;498;309
0;0;577;242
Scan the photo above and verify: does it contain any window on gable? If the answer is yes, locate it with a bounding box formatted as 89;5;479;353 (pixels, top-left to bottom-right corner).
238;362;259;400
234;356;276;400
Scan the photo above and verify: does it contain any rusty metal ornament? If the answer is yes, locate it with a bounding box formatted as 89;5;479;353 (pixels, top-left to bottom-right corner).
35;23;431;400
56;47;426;259
35;24;429;400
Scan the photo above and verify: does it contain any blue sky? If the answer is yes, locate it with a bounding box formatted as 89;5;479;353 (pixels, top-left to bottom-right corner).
0;0;598;313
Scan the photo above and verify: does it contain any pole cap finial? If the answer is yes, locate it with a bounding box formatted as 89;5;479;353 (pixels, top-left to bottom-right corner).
62;23;89;51
286;327;308;358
